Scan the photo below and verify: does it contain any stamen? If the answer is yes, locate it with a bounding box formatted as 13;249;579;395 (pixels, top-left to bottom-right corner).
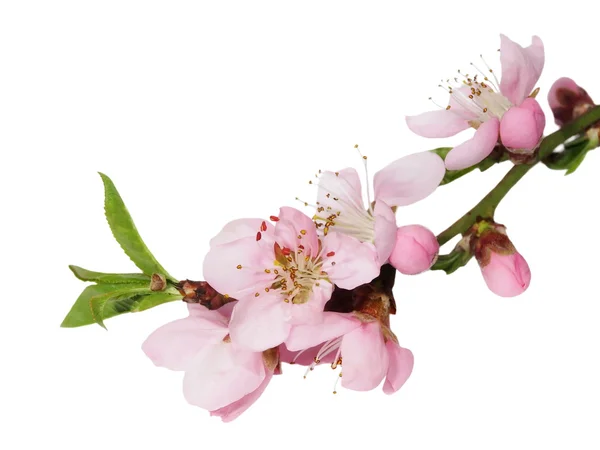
428;96;446;110
479;54;500;88
354;145;373;214
295;197;317;208
332;371;342;394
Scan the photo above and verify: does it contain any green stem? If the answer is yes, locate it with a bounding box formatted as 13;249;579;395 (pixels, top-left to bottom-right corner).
436;105;600;247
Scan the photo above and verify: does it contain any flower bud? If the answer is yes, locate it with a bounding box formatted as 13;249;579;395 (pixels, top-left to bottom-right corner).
499;98;545;153
389;225;439;275
548;77;595;126
471;222;531;297
480;251;531;298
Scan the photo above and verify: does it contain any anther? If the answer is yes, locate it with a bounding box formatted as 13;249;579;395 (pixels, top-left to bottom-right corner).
256;231;262;241
236;264;242;269
326;251;335;257
261;221;267;231
270;215;280;222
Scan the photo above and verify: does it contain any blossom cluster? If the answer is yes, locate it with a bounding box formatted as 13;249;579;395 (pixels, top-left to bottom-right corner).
141;34;558;421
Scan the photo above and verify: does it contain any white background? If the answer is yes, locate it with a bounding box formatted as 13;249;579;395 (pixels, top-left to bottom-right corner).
1;1;599;449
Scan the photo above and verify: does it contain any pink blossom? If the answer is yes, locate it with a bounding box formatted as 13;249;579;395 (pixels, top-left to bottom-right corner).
285;312;414;394
407;34;546;170
481;251;531;298
142;303;275;421
389;225;439;275
203;207;380;352
312;151;445;265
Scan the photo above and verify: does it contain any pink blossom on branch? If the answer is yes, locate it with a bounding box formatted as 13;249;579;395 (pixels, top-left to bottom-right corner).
312;151;445;265
203;207;380;352
142;303;277;422
406;34;546;170
286;309;413;394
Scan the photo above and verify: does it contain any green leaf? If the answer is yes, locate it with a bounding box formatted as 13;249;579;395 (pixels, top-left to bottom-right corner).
99;173;174;281
69;265;150;284
132;289;183;312
89;286;151;329
61;283;148;328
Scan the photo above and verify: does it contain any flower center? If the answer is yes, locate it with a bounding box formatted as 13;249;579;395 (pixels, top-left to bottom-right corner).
268;242;330;304
447;77;512;124
433;55;512;126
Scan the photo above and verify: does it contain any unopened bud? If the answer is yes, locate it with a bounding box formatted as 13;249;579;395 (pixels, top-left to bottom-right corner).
500;98;545;153
470;221;531;297
389;225;439;275
548;77;595;127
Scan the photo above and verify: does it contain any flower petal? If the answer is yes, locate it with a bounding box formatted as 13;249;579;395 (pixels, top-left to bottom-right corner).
142;305;229;371
445;118;499;170
382;341;414;395
210;371;273;422
406;109;470;138
288;282;333;325
275;207;319;256
341;321;389;391
209;218;274;247
229;293;292;352
373;151;445;207
373;201;398;264
203;236;275;301
317;168;364;210
499;34;545;106
321;232;379;289
183;342;265;411
389;224;439;275
500;98;545;151
285;312;361;351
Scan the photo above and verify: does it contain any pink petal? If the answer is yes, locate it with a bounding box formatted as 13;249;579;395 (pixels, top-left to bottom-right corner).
209;218;274;247
500;98;545;152
316;168;365;224
142;305;229;371
288;282;334;325
210;371;273;422
373;151;445;207
406;110;470;138
285;312;361;351
228;293;292;352
341;321;389;391
274;207;319;256
203;236;275;301
481;251;531;298
183;342;266;411
382;341;414;395
445;118;499;170
499;34;545;106
389;224;439;275
373;201;398;264
321;232;379;289
317;168;363;206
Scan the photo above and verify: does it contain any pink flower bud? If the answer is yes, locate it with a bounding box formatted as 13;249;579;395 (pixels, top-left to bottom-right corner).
499;98;545;152
480;251;531;298
547;77;595;126
389;225;439;275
